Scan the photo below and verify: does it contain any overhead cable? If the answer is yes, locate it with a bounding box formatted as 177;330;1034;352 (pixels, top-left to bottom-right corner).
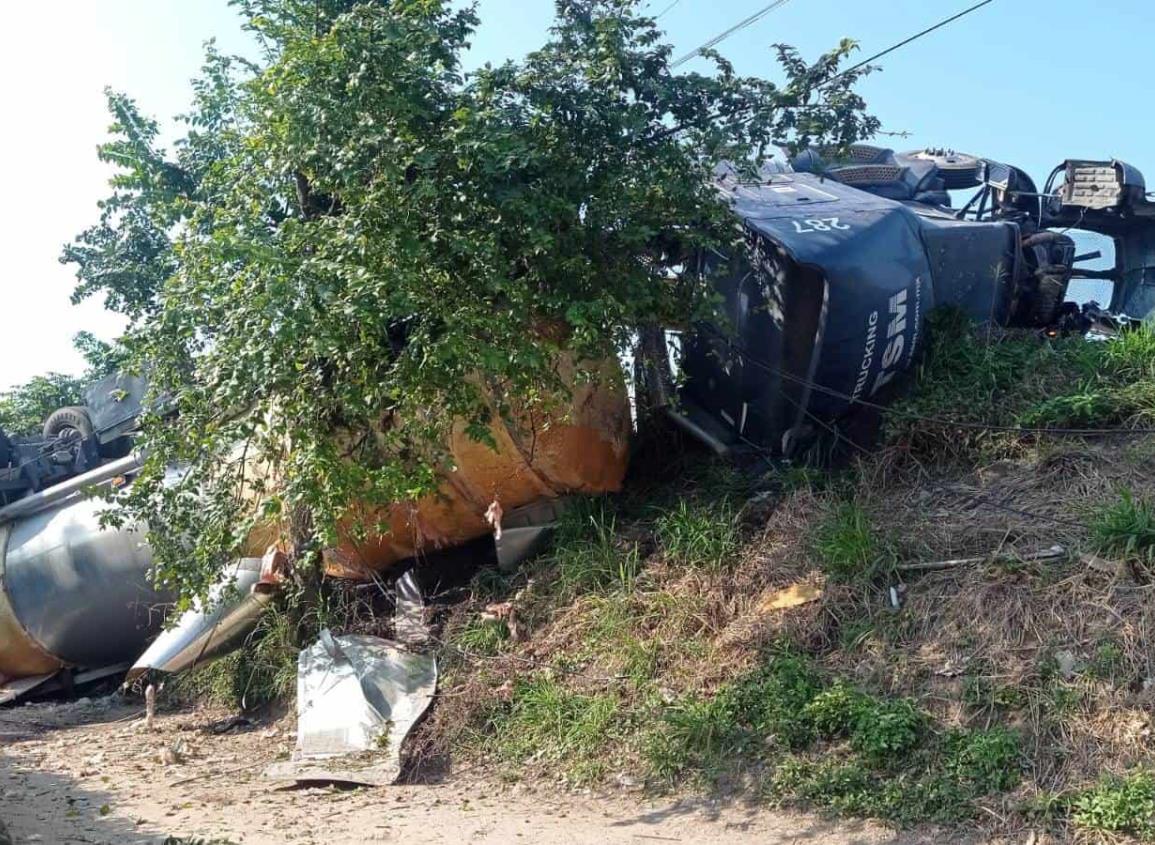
669;0;795;69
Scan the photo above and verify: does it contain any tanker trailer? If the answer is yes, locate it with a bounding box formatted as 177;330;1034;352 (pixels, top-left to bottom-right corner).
0;454;171;693
0;353;632;691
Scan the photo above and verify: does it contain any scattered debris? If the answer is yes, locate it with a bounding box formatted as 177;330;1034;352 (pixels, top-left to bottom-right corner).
265;630;437;787
496;498;571;571
1081;551;1125;578
144;682;156;731
393;569;428;649
485;499;504;541
1055;650;1080;681
895;544;1066;572
159;739;186;767
755;581;824;613
205;714;253;735
481;601;525;642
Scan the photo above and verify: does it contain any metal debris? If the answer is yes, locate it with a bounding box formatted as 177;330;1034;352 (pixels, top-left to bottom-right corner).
264;630;437;787
127;558;271;682
393;569;427;649
495;498;571;571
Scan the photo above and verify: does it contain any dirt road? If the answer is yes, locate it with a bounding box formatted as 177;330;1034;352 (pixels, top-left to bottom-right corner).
0;697;959;844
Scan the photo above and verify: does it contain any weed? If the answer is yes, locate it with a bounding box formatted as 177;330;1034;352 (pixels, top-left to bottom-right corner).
646;654;822;781
943;727;1022;793
804;681;867;737
962;676;1027;712
836;618;875;651
484;674;619;784
1089;639;1126;681
1072;771;1155;837
1092;490;1155;565
646;693;741;782
733;655;825;750
454;616;510;657
1042;679;1083;722
547;498;641;596
169;609;298;709
813;502;893;582
848;697;925;766
888;314;1155;461
654;498;738;570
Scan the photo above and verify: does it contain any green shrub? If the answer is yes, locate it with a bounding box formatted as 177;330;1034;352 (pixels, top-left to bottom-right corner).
943;727;1022;793
848;697;925;765
732;655;824;750
804;681;868;738
1073;771;1155;837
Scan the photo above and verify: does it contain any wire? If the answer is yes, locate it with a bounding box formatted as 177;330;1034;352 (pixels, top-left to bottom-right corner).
651;0;684;20
669;0;794;69
823;0;997;87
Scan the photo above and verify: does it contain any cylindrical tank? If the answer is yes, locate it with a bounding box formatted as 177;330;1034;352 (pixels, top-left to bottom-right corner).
0;494;168;678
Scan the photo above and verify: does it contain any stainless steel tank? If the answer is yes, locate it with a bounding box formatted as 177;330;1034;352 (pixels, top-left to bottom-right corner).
0;456;170;678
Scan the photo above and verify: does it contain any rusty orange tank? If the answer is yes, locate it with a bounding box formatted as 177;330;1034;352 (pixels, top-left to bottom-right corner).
306;356;631;579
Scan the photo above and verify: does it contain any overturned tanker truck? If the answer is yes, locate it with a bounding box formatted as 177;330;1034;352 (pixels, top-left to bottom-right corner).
2;147;1154;697
669;148;1155;456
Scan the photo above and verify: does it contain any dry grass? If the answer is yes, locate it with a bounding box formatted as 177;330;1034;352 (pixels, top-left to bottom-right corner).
407;429;1155;840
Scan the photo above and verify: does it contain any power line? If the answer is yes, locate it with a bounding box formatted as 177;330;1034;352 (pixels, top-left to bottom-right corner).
651;0;684;20
824;0;997;87
669;0;795;69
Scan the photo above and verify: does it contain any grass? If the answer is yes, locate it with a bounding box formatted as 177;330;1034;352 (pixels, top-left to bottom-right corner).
545;498;641;597
654;498;738;570
645;652;1018;825
480;674;621;785
454;616;510;656
812;501;894;582
1092;490;1155;565
169;608;299;709
888;311;1155;461
410;316;1155;838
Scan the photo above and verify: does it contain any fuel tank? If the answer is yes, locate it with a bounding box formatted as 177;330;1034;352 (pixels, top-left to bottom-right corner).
310;354;632;579
0;458;169;679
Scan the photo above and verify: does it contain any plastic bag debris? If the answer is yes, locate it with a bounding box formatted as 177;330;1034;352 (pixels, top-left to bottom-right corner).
757;581;824;613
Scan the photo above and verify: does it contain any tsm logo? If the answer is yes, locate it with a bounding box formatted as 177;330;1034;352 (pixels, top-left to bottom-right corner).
871;288;909;395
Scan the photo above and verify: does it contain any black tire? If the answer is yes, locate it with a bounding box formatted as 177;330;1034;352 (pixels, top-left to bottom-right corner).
42;406;94;444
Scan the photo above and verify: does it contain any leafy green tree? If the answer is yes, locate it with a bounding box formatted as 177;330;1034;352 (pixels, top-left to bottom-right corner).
64;0;878;607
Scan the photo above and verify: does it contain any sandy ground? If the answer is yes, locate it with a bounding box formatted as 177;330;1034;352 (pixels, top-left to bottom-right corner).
0;696;966;845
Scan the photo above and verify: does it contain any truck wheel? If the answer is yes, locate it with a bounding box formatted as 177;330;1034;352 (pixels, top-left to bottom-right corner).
42;406;95;445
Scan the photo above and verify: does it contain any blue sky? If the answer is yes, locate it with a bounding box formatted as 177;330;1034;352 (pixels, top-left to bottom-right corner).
2;0;1151;389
